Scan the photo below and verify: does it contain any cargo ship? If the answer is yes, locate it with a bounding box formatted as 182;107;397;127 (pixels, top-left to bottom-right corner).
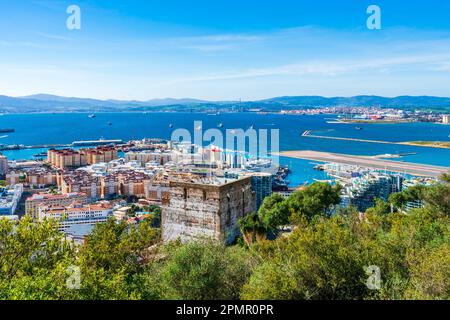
72;138;123;147
0;129;15;133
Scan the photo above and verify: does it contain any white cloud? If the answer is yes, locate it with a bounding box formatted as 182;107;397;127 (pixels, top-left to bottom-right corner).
34;32;70;41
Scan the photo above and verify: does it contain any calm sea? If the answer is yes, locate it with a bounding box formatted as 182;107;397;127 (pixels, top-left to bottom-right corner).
1;113;449;186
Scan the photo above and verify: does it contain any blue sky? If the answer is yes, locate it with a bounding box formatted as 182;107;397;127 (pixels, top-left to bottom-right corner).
1;0;450;100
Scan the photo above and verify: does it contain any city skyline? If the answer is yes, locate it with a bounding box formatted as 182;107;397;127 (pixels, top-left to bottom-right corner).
2;0;450;100
0;0;449;305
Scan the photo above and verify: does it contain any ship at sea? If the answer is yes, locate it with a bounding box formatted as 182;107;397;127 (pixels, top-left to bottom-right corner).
0;129;15;133
72;138;123;147
34;152;48;158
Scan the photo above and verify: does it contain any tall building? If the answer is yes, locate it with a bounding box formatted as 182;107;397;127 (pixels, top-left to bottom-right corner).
0;184;23;216
347;173;404;212
250;172;273;210
81;146;118;165
47;146;118;169
0;154;8;178
162;175;255;243
25;192;89;219
47;149;87;169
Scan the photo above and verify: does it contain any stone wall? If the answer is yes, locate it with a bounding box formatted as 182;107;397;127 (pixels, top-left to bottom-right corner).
162;177;255;243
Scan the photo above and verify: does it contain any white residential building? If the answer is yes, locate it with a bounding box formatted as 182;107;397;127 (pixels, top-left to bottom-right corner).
38;201;113;236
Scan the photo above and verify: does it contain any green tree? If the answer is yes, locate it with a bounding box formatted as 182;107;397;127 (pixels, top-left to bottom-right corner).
146;240;255;300
389;192;408;212
0;215;74;281
366;198;391;215
0;215;76;300
241;214;372;300
258;193;290;231
287;182;341;221
439;172;450;183
404;244;450;299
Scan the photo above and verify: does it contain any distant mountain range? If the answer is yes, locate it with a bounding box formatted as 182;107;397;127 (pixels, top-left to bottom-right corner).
0;94;449;113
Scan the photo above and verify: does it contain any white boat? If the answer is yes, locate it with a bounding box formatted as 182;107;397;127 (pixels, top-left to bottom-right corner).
326;120;344;124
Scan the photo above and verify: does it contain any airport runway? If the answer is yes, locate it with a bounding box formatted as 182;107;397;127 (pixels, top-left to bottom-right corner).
281;150;449;177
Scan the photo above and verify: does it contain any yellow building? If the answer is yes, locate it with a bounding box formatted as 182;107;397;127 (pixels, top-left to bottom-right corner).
81;146;118;165
47;149;87;169
443;115;449;124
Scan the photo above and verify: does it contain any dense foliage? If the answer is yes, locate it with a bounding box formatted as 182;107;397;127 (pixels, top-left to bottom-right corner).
0;180;448;300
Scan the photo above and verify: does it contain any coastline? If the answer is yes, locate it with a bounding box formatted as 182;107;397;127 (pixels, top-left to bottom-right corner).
399;141;450;149
337;119;416;124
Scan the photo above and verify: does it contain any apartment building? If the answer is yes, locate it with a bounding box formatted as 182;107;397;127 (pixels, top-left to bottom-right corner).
115;170;151;197
125;151;171;166
346;173;404;212
81;146;118;165
37;201;113;236
25;167;58;187
5;170;23;185
0;184;23;216
60;170;103;199
250;172;273;210
25;192;89;219
47;146;118;170
47;149;87;169
0;154;8;178
60;169;151;200
443;114;449;124
5;167;58;188
101;175;120;199
144;173;170;204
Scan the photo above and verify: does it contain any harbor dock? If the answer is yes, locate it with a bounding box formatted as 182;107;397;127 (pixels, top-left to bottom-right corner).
281;150;449;177
0;139;124;151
